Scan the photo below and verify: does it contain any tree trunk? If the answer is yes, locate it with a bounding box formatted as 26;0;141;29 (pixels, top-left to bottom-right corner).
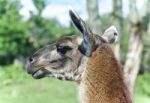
124;26;143;96
124;0;150;96
112;0;123;61
86;0;101;34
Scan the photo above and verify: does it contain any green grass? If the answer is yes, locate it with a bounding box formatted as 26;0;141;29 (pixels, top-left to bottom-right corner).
0;61;79;103
0;77;79;103
135;94;150;103
0;62;150;103
134;73;150;103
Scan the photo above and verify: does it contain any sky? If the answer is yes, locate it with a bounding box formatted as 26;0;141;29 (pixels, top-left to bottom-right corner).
19;0;144;26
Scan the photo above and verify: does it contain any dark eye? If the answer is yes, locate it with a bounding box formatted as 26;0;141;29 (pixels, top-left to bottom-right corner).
57;46;72;54
114;32;117;36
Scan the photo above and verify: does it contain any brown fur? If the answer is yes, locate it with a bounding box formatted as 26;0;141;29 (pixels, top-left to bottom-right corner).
79;44;132;103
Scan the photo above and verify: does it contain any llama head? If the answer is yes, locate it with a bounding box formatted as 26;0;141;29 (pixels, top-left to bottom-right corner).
26;10;118;81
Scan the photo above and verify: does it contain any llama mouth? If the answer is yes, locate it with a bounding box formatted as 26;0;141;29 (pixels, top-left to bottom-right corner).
32;68;50;79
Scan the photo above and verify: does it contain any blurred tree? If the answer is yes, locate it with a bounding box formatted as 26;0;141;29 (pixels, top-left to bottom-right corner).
124;0;150;95
30;0;78;47
112;0;123;60
0;0;32;65
28;15;77;47
86;0;101;34
142;0;150;73
0;0;77;65
28;15;60;47
32;0;45;14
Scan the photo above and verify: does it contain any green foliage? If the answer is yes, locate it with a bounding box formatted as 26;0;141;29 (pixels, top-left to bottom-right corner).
28;15;78;48
0;0;33;64
0;60;26;85
0;0;77;65
32;0;45;13
135;73;150;97
134;73;150;103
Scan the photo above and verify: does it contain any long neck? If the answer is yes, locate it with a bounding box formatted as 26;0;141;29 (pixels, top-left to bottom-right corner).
78;44;132;103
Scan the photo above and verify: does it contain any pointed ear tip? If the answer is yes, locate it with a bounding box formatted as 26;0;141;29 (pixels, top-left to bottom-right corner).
109;25;117;30
69;9;73;16
69;9;77;20
69;9;72;13
69;9;76;15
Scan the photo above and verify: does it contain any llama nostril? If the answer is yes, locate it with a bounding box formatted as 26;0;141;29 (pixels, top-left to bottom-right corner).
29;57;34;63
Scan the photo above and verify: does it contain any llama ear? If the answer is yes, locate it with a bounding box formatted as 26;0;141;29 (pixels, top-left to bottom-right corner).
69;10;95;57
69;10;86;33
101;26;118;44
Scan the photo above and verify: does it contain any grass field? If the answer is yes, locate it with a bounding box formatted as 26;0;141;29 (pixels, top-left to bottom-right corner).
0;77;150;103
0;78;79;103
0;62;150;103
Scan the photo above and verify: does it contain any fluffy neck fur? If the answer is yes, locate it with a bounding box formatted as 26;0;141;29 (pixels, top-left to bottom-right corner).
78;44;132;103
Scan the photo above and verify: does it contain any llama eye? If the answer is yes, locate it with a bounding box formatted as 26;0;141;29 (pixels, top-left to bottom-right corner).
57;46;72;54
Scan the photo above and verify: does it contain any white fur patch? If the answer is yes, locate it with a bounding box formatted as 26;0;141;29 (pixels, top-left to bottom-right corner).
102;25;119;43
50;50;59;58
76;36;83;45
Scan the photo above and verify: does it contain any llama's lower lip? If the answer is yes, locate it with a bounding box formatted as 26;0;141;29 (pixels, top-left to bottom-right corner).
32;69;46;79
32;68;52;79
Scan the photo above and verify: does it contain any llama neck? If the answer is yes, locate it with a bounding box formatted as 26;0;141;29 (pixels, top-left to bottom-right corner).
78;44;132;103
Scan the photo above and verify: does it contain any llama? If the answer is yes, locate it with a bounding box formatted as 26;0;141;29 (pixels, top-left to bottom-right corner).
26;10;132;103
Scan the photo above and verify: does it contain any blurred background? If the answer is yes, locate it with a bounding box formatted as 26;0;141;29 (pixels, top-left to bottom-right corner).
0;0;150;103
